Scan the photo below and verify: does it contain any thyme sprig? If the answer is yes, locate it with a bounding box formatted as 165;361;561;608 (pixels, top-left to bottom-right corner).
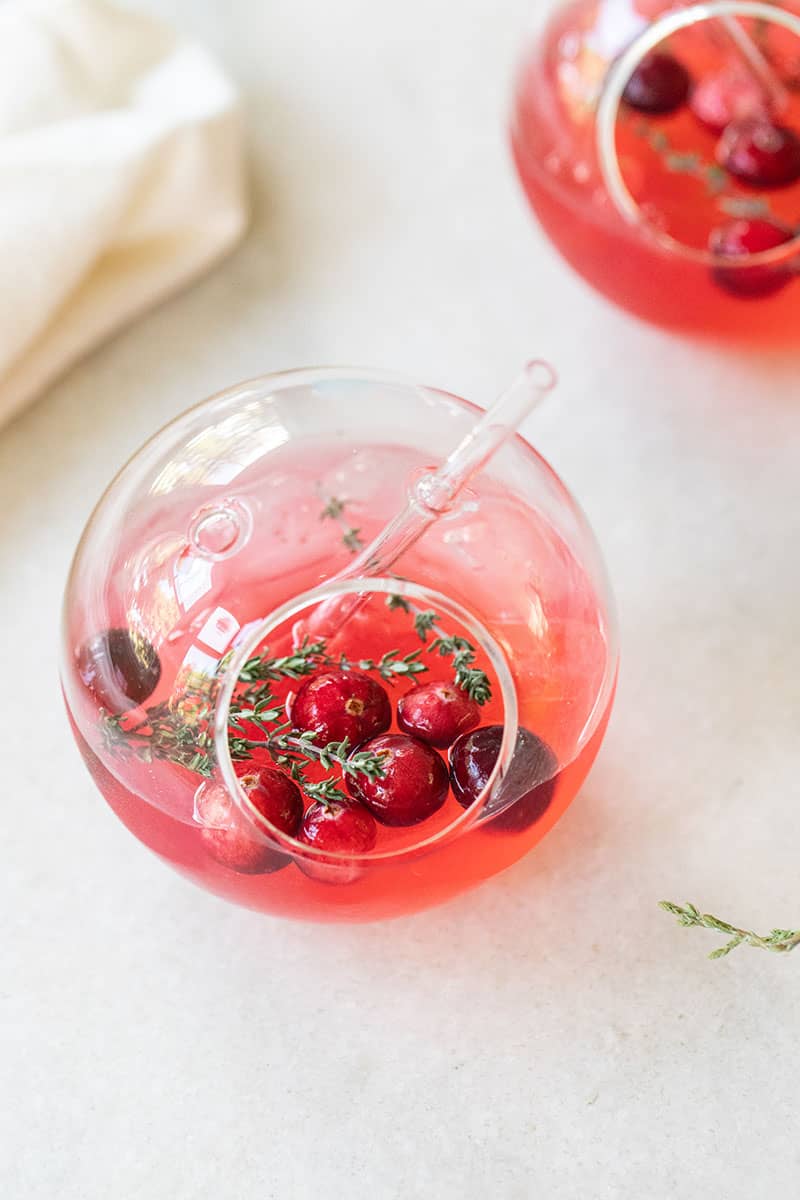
103;702;217;776
626;113;787;224
396;599;492;705
319;491;364;553
104;652;389;803
339;647;427;682
101;634;408;797
659;901;800;958
236;638;329;684
230;713;387;807
628;117;733;200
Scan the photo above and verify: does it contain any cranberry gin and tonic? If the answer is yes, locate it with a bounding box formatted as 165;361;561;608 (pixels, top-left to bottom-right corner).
511;0;800;337
62;369;617;922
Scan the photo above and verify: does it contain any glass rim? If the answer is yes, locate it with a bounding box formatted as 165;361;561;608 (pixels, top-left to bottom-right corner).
595;0;800;268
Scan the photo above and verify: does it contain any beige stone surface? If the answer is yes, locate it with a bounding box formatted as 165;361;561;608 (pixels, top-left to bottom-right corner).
2;2;798;1196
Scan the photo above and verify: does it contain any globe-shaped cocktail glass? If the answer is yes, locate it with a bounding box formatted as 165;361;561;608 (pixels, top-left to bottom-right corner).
61;369;617;922
511;1;800;337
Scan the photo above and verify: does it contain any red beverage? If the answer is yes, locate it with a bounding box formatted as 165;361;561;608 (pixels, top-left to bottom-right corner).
61;370;617;922
511;0;800;338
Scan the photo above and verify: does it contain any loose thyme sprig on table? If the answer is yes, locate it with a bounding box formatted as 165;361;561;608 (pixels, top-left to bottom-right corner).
659;901;800;959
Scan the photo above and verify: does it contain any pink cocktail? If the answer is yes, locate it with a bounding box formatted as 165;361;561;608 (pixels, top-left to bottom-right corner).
61;369;617;922
511;0;800;337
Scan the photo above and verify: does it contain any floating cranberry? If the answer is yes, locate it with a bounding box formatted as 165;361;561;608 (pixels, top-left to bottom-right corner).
296;798;377;885
197;770;300;874
290;670;391;745
622;53;690;115
690;69;769;134
397;681;480;748
717;118;800;187
347;734;449;826
245;767;304;835
709;218;795;298
78;627;161;712
449;725;558;833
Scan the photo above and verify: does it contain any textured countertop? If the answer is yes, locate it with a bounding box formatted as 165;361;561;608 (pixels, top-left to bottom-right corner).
3;1;799;1196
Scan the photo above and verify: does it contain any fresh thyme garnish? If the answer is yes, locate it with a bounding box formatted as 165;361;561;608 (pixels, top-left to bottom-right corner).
103;701;217;776
627;113;780;216
395;597;492;705
320;496;344;520
412;609;437;638
229;718;387;807
338;648;427;681
236;638;329;683
659;901;800;958
318;492;492;705
104;645;390;803
431;636;492;705
100;631;424;798
319;490;365;552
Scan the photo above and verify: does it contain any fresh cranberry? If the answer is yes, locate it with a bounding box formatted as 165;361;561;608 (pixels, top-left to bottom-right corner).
449;725;557;833
244;767;304;834
197;770;300;874
622;53;690;114
296;799;377;884
290;670;391;745
347;734;449;826
709;218;795;298
717;118;800;187
690;69;769;134
397;681;480;748
78;627;161;712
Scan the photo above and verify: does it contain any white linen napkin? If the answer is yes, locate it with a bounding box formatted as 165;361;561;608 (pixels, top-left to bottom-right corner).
0;0;248;427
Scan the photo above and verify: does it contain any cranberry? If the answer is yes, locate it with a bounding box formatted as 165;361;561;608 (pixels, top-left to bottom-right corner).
717;118;800;187
290;670;391;745
449;725;557;833
347;734;449;826
396;681;480;748
622;53;690;115
77;627;161;712
197;769;301;874
690;69;769;134
296;799;377;884
244;767;304;834
709;218;795;298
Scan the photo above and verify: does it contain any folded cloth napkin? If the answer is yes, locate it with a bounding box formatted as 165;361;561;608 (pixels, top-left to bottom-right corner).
0;0;248;427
